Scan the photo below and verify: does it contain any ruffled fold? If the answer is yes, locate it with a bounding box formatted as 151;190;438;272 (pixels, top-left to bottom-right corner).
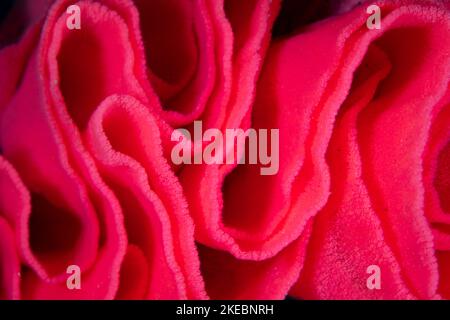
0;0;448;300
284;0;450;299
0;156;27;300
85;95;206;299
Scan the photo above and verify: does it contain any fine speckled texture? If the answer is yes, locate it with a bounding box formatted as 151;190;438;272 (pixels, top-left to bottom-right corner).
0;0;449;300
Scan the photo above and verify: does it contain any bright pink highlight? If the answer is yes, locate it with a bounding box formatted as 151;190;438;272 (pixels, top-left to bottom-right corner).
0;0;449;300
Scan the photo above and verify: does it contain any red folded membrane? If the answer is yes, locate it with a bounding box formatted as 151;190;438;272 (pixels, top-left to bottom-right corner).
85;95;206;299
0;0;203;299
278;0;450;299
2;0;206;299
132;0;215;126
0;157;28;300
1;0;132;299
0;23;40;117
0;0;448;301
173;0;319;299
129;0;310;299
199;222;312;299
6;0;208;299
423;85;450;299
180;0;284;257
0;217;19;300
132;0;280;131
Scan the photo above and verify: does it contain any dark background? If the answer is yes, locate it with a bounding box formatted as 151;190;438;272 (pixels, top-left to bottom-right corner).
0;0;14;24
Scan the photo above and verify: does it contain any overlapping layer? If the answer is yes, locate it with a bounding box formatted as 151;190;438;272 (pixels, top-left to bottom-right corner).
0;0;448;300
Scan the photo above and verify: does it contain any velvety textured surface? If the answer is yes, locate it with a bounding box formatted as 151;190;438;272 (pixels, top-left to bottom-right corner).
0;0;449;299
